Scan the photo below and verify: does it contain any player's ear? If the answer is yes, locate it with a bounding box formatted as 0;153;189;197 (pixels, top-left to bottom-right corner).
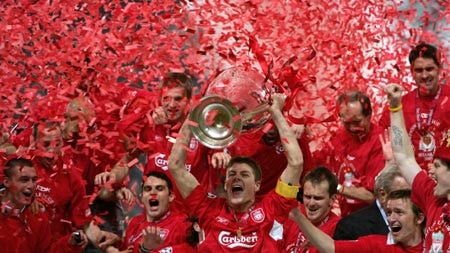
254;181;261;192
169;191;175;202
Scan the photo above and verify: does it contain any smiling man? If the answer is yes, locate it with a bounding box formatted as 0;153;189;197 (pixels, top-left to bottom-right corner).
386;82;450;253
0;157;88;253
168;93;303;252
289;189;424;253
380;42;450;171
284;166;340;253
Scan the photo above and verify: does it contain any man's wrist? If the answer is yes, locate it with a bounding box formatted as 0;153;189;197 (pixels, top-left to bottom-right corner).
388;104;402;112
139;243;152;253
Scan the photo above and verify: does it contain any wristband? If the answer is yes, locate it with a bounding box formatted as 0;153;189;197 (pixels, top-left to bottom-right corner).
388;104;402;112
139;244;152;253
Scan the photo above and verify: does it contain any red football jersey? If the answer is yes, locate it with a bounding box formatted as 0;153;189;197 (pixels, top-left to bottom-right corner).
412;171;449;253
184;184;297;252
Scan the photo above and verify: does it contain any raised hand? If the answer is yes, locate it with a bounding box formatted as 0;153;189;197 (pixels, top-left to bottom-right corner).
384;84;403;108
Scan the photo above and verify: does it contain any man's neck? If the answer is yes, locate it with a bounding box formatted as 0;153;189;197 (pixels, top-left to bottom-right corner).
229;200;255;213
146;210;170;223
418;85;440;97
0;198;26;215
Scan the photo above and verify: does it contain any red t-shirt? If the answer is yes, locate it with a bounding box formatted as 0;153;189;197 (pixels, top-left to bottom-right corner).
335;234;423;253
284;205;340;253
141;124;213;213
33;155;92;239
184;184;297;252
412;171;449;253
379;85;450;171
123;212;196;253
0;207;82;253
315;124;385;216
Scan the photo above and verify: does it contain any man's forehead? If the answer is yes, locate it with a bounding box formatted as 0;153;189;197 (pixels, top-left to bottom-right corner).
339;102;363;120
144;176;168;186
386;198;410;207
14;165;36;176
412;57;438;68
228;163;252;172
162;86;186;95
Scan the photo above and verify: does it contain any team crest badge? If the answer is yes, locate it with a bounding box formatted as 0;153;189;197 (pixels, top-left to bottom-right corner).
160;228;169;240
250;208;265;223
189;138;198;150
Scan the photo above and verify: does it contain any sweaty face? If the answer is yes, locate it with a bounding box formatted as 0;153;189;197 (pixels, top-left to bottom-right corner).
160;87;189;124
302;181;335;225
411;57;441;96
3;166;37;209
386;198;423;245
339;101;371;140
429;159;450;198
224;163;260;212
141;176;174;222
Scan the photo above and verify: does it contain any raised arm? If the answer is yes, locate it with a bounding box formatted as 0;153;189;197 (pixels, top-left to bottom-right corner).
167;120;200;199
272;94;303;186
385;83;421;184
289;207;334;253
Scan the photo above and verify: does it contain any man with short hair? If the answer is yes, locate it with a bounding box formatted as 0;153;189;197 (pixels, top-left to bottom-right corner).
380;42;450;171
0;157;88;253
107;171;196;253
95;72;229;212
284;166;341;253
31;120;119;250
168;93;303;252
386;82;450;252
333;164;410;240
315;90;386;216
289;189;424;253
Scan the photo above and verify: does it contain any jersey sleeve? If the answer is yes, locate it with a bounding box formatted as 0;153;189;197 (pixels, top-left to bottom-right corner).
411;171;436;213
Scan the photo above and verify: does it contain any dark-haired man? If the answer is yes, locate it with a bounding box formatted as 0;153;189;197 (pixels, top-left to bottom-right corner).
107;171;196;253
380;42;450;171
168;93;303;252
0;157;88;253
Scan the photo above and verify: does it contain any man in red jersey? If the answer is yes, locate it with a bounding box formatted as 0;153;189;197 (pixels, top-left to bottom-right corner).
223;123;314;199
284;166;341;253
0;157;88;253
168;93;303;252
315;90;386;216
289;189;425;253
386;83;449;253
31;120;119;250
380;42;450;171
95;72;229;212
106;171;196;253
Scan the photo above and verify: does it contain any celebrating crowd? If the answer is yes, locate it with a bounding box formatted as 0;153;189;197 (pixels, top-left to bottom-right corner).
1;42;449;253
